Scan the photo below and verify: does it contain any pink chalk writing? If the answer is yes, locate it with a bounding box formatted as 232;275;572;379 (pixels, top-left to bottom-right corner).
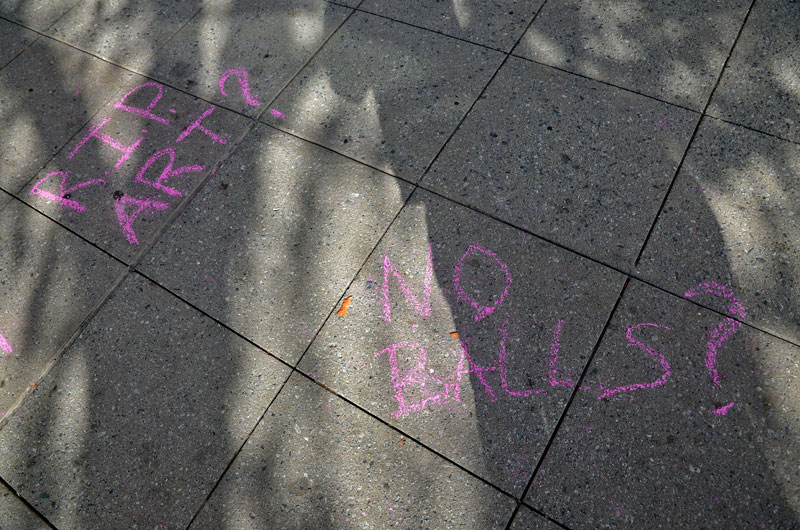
684;281;746;387
67;117;144;168
270;109;287;120
375;341;465;418
0;333;12;354
219;68;261;107
458;337;499;401
176;106;227;145
114;82;170;126
655;117;673;130
381;244;433;324
114;195;169;245
547;319;571;387
712;402;735;415
452;244;512;322
30;170;106;212
135;148;204;197
597;323;672;400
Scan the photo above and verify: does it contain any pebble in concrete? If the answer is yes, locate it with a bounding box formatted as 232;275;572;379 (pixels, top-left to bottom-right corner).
0;273;291;530
708;0;800;143
0;200;124;419
514;0;750;109
191;372;515;529
299;189;625;495
267;12;505;182
527;279;800;529
637;118;800;345
20;74;250;263
149;0;352;116
140;124;413;364
423;57;697;269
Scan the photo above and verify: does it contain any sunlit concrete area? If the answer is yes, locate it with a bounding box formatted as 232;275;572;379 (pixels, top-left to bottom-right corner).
0;0;798;529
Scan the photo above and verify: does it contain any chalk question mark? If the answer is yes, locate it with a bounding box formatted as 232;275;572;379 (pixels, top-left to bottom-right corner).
683;281;746;415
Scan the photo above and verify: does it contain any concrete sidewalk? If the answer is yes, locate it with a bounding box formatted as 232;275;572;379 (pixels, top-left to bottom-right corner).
0;0;797;528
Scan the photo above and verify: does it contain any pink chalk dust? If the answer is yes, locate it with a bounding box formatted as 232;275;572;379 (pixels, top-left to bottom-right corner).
176;106;227;145
452;243;512;322
135;148;203;197
684;281;746;387
68;117;144;168
114;195;169;245
219;68;261;107
712;402;735;415
0;333;12;354
381;244;433;324
114;82;170;126
597;323;672;400
30;171;106;212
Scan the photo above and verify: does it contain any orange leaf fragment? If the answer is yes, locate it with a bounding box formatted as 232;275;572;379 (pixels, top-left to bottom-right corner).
398;437;406;447
449;332;459;339
336;296;353;316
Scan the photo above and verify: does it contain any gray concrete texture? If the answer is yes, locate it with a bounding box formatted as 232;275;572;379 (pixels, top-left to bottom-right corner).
421;56;698;269
267;12;505;182
0;273;291;529
0;199;124;418
0;481;50;530
0;0;798;528
637;118;800;345
514;0;750;110
19;74;251;263
140;124;412;364
192;372;515;529
527;279;800;529
708;0;800;143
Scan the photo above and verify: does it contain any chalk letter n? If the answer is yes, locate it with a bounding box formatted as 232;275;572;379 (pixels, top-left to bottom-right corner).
381;244;433;324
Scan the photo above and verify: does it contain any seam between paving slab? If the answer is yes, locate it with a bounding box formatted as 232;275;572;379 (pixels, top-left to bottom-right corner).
0;474;58;530
0;1;795;527
633;0;759;267
0;0;793;403
504;279;631;530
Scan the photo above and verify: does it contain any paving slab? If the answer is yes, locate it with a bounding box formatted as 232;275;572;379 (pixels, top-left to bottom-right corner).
19;74;250;263
191;371;515;529
513;0;749;110
0;481;49;530
421;57;697;269
0;19;38;70
265;12;505;182
0;38;138;193
139;124;412;365
49;0;202;71
708;0;800;143
0;0;78;31
526;279;800;529
298;189;625;495
636;118;800;345
510;505;566;530
0;273;292;530
148;0;352;117
0;199;124;419
359;0;544;51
